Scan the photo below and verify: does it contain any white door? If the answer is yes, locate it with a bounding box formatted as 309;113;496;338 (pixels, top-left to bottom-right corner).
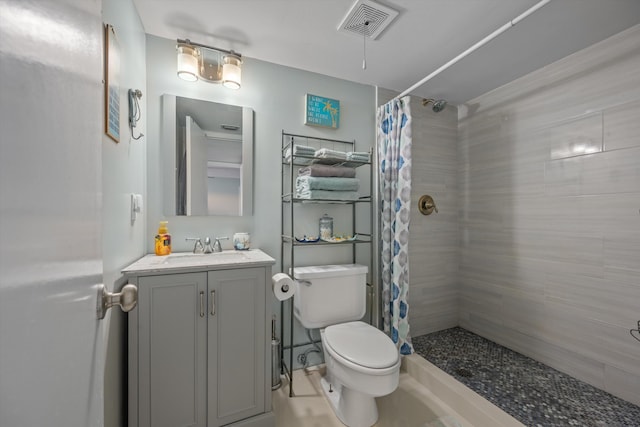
186;116;209;216
0;0;104;425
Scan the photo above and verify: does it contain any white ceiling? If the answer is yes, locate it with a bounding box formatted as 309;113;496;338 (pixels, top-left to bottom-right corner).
133;0;640;105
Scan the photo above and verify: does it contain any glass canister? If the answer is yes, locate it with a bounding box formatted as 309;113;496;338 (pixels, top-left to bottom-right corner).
233;232;251;250
319;214;333;240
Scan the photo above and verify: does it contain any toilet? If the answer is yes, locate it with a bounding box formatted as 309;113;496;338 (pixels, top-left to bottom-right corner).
292;264;401;427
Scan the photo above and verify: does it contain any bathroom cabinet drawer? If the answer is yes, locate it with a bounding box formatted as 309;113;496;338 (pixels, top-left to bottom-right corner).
125;255;275;427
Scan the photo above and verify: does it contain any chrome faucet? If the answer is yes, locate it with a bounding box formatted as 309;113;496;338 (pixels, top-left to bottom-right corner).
185;238;204;254
212;236;229;252
203;237;214;254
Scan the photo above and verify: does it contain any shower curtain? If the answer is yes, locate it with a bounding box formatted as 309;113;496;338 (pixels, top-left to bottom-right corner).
377;96;414;355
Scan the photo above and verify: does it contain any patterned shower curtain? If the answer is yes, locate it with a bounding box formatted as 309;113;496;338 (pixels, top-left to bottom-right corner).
377;96;414;355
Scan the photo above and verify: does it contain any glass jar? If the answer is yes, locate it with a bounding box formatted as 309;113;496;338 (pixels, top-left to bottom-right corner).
319;214;333;240
233;232;251;250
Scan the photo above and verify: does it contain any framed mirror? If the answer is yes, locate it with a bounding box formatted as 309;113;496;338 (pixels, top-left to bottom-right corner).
162;94;253;216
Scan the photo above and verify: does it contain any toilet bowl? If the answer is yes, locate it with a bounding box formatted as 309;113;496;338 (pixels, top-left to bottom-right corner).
320;321;400;427
291;264;401;427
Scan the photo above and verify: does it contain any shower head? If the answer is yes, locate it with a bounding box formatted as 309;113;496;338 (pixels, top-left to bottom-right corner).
421;98;447;113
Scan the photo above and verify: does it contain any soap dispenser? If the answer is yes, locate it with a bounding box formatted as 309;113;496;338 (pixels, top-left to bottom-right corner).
155;221;172;256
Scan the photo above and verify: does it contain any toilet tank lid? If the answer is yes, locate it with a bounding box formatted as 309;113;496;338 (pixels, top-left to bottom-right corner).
291;264;368;280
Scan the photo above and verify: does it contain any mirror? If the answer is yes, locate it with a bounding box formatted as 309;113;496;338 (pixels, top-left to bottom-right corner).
162;95;253;216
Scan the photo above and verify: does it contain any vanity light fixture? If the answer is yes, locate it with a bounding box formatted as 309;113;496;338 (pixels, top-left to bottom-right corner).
222;53;242;89
176;39;243;89
176;43;199;82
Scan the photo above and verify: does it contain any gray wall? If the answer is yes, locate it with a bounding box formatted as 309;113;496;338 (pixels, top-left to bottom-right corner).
102;0;148;426
409;98;459;337
458;24;640;405
377;90;460;339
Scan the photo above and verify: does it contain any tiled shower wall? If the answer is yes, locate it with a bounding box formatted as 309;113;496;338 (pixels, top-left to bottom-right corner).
458;24;640;405
377;89;460;338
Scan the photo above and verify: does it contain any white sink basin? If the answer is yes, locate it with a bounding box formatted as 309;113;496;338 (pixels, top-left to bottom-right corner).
122;249;276;275
161;251;248;265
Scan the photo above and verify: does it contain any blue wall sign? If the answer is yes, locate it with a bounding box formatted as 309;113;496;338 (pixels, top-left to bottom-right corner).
305;94;340;129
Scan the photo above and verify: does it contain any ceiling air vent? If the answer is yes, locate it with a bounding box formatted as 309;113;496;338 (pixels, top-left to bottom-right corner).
337;0;399;40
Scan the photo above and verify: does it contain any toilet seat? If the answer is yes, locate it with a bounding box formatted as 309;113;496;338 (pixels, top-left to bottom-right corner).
324;321;400;372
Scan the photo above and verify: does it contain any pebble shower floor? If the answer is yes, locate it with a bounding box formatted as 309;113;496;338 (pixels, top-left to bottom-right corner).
412;327;640;427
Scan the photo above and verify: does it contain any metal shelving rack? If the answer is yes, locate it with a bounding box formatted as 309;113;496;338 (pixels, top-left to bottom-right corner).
279;130;374;397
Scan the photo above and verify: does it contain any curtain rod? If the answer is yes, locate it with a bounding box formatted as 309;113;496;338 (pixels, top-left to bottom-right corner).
396;0;552;99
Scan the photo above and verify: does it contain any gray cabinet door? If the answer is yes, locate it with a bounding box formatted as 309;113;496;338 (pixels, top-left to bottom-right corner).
138;272;207;427
207;268;266;426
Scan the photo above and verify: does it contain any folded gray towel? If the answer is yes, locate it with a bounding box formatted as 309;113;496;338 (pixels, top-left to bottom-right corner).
298;164;356;178
295;189;360;201
284;145;315;162
291;144;316;154
296;176;360;192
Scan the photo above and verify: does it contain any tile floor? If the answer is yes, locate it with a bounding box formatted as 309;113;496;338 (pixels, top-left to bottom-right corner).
272;355;524;427
413;327;640;427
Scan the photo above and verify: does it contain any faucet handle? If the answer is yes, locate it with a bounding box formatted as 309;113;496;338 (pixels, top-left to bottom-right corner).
213;236;229;252
185;237;204;253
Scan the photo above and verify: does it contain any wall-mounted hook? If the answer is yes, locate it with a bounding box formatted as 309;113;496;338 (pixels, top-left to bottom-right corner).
128;88;144;140
418;195;438;215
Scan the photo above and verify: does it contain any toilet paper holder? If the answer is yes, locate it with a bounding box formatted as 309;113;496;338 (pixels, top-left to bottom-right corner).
418;195;438;215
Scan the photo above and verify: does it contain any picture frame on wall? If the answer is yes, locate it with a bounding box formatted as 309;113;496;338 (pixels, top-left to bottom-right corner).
304;94;340;129
104;24;120;143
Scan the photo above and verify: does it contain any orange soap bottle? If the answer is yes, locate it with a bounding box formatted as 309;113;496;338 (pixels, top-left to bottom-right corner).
154;221;172;256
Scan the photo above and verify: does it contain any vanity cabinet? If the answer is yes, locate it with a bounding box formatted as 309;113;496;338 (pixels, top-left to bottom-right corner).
124;250;275;427
136;272;207;427
207;268;265;426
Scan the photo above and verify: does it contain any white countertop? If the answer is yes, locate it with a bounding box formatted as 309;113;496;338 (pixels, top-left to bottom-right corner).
122;249;275;276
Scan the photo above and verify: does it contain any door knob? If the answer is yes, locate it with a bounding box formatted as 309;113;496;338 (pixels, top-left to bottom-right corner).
97;283;138;319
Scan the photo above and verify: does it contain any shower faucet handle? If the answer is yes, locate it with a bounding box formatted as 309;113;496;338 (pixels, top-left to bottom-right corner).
418;195;438;215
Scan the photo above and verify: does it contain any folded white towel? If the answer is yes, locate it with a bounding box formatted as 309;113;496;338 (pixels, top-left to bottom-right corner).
346;151;370;162
314;148;347;160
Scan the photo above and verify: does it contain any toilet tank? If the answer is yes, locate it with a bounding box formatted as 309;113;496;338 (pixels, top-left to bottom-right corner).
292;264;368;329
